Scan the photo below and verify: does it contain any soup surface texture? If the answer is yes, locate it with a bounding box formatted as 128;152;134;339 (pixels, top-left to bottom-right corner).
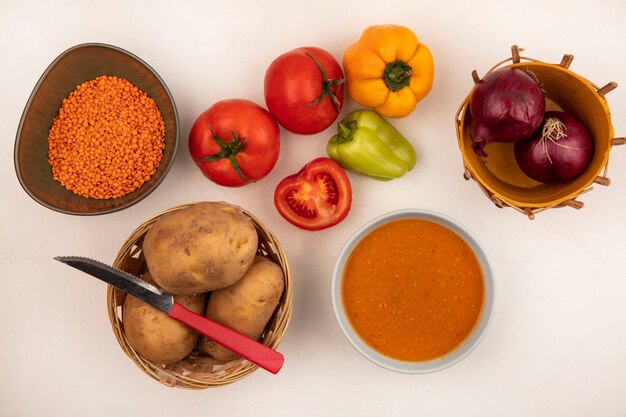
342;219;484;362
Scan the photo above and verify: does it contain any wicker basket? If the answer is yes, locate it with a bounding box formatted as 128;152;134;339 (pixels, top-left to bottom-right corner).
456;45;624;219
106;202;293;389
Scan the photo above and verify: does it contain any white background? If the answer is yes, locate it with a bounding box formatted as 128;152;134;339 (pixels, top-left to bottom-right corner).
1;0;625;416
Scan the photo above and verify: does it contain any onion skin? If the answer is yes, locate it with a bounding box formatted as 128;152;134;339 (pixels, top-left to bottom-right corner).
514;111;593;183
469;68;545;156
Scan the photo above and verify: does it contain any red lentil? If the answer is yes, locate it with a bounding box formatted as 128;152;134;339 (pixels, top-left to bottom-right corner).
48;75;165;199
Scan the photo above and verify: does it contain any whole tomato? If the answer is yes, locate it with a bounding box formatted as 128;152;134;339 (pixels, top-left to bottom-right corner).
188;99;280;187
264;47;344;135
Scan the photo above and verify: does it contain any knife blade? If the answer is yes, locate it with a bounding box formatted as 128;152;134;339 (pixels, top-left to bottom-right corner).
54;256;284;374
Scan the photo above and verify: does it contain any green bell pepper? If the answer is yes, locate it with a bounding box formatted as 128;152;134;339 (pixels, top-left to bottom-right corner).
326;110;416;180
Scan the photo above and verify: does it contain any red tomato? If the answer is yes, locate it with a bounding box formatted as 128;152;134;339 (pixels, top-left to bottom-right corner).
274;157;352;230
264;47;344;135
188;99;280;187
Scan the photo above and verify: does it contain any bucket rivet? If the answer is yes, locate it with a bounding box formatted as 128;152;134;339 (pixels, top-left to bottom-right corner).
511;45;521;63
559;54;574;69
612;137;626;146
564;199;584;210
594;176;611;186
471;70;481;84
598;82;618;96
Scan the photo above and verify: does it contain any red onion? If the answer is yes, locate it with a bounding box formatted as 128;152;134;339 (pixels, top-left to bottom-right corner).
514;111;593;183
469;68;545;156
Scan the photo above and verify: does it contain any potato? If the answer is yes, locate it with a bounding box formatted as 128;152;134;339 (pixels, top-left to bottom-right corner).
123;271;207;365
201;256;285;361
143;202;258;295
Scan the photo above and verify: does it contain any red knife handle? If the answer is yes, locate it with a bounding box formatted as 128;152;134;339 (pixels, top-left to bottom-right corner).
168;303;284;374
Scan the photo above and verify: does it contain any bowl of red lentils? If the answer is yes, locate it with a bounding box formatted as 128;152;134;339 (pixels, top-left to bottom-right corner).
14;43;179;215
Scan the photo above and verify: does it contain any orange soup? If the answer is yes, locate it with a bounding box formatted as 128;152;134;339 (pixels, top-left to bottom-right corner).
342;219;484;362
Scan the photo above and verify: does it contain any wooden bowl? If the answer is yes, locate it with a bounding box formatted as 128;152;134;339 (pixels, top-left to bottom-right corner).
14;43;179;215
107;202;293;389
456;45;623;219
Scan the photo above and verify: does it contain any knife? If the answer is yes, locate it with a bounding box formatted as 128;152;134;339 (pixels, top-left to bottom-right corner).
54;256;284;374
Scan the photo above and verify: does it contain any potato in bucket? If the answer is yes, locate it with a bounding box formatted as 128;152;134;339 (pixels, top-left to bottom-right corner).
122;271;207;364
142;202;258;294
201;256;285;361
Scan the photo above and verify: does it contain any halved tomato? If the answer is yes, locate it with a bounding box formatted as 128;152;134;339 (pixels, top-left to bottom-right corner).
274;158;352;231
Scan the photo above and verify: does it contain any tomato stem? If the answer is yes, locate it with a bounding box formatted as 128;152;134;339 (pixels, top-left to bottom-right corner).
305;52;344;112
199;130;253;183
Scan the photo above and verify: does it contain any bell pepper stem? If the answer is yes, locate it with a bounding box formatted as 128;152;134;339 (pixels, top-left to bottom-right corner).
383;60;412;92
335;121;357;144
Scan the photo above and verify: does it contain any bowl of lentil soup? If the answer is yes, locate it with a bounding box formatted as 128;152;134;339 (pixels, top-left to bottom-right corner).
331;209;494;373
14;43;179;215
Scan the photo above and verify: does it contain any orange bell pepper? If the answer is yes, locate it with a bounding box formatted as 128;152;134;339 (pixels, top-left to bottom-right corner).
343;25;434;118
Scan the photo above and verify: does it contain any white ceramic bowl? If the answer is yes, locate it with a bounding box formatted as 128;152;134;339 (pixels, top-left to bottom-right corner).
331;209;494;374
